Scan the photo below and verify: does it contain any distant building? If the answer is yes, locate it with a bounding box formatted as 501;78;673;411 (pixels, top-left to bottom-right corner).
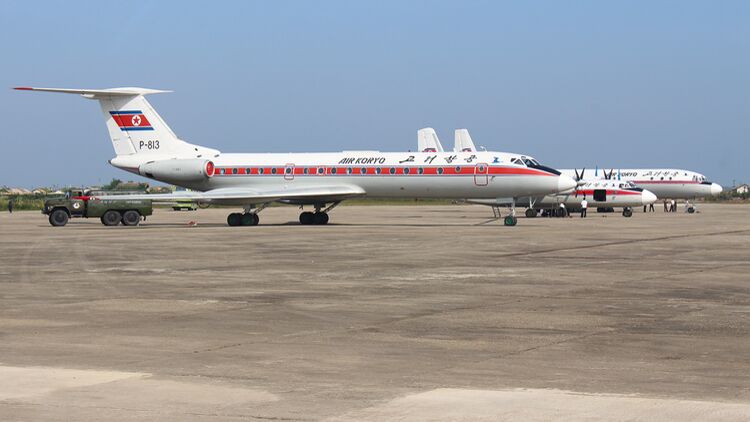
733;184;749;195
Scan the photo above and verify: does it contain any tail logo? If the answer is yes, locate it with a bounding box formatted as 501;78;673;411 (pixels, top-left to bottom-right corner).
110;110;154;131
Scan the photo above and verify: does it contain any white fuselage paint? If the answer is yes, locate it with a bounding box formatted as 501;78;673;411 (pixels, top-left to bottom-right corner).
118;151;575;201
560;169;722;199
469;180;657;209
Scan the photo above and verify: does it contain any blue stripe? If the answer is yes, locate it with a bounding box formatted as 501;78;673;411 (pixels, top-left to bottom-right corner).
120;127;154;131
110;110;142;115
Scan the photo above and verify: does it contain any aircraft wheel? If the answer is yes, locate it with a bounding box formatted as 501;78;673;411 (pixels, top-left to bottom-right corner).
622;207;633;218
314;212;329;225
49;209;69;227
122;210;141;226
525;208;537;218
687;207;695;214
101;210;122;226
241;213;258;226
503;216;517;226
227;213;243;226
299;211;314;225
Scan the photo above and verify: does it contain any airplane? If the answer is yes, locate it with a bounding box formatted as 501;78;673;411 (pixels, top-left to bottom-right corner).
16;86;578;227
412;132;723;202
468;178;658;218
560;168;722;200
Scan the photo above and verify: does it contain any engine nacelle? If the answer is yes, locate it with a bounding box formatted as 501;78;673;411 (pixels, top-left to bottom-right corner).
139;159;214;183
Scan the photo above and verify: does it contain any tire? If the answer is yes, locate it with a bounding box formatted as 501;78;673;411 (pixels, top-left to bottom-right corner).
241;213;258;226
101;210;122;226
299;211;314;225
687;207;695;214
313;212;329;225
622;207;633;218
504;216;517;226
525;208;537;218
49;209;69;227
122;210;141;226
227;213;242;226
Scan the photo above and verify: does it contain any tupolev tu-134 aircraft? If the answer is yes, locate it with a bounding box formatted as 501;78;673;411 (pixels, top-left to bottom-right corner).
16;86;577;227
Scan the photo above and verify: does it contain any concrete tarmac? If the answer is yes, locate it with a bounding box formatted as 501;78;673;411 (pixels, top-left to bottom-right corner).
0;204;749;421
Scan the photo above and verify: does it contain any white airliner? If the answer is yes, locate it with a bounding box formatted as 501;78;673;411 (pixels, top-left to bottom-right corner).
560;168;722;199
468;179;658;218
16;87;577;226
414;131;722;201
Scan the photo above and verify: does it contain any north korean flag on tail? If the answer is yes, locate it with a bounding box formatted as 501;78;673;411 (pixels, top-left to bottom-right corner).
110;110;154;131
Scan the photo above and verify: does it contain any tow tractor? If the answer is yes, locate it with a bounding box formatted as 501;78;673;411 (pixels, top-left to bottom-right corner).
42;189;153;227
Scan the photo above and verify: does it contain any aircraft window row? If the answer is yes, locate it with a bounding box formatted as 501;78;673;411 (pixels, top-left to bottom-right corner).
216;166;490;175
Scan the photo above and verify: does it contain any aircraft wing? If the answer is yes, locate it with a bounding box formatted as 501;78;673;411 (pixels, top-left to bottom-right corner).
94;185;366;205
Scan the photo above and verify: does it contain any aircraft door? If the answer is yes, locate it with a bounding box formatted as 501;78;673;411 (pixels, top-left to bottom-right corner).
284;163;295;181
593;189;607;202
474;163;488;186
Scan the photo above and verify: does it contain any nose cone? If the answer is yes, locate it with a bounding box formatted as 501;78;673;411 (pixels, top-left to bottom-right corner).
557;174;577;193
642;189;657;205
711;183;723;196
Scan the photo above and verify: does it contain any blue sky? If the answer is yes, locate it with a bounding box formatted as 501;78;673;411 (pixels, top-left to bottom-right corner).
1;1;748;187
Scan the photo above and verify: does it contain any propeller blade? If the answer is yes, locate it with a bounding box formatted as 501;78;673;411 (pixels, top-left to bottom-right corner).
574;168;580;181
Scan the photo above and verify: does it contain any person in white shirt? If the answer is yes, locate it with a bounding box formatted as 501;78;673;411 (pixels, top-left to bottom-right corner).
580;196;588;218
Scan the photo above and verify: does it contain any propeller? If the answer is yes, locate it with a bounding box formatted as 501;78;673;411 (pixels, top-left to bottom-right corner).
572;168;586;198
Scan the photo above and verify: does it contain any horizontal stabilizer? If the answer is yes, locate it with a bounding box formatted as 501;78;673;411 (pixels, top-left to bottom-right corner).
13;86;171;98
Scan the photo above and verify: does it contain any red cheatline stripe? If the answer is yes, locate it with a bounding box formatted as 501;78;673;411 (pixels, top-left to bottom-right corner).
213;165;555;177
632;180;699;184
575;189;640;196
14;87;33;90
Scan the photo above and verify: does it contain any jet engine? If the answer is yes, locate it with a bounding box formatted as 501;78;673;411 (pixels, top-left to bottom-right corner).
139;159;215;183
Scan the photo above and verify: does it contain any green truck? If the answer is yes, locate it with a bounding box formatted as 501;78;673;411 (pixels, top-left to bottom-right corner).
42;190;153;227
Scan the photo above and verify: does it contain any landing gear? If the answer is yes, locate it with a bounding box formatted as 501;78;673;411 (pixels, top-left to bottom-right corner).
227;212;259;226
300;211;329;225
504;197;518;226
622;207;633;218
299;202;339;225
525;208;537;218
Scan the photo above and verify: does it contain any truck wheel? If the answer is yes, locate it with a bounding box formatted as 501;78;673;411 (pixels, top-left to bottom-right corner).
122;210;141;226
101;210;122;226
49;209;69;227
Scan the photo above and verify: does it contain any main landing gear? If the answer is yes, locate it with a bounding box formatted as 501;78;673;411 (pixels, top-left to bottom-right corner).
227;203;267;227
299;202;339;225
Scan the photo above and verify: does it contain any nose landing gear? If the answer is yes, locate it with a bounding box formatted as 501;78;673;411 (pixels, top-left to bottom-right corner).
622;207;633;218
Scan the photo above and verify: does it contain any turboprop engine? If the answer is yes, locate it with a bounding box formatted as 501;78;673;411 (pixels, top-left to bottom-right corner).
139;159;215;183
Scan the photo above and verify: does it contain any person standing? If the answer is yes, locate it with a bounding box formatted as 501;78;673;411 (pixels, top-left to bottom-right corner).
663;199;669;212
671;199;676;212
649;202;655;212
558;202;567;218
7;197;14;214
580;197;588;218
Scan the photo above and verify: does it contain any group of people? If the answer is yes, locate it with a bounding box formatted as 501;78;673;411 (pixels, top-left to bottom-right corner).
663;199;677;212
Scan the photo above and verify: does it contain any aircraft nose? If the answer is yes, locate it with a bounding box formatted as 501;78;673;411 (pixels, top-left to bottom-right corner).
711;183;723;196
642;189;657;205
557;174;577;193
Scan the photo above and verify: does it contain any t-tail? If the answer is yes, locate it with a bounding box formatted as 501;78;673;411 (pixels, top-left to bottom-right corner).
14;87;219;174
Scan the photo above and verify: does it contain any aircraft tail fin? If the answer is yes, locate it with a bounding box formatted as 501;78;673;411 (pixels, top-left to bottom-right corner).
417;127;444;153
454;128;477;152
14;87;219;161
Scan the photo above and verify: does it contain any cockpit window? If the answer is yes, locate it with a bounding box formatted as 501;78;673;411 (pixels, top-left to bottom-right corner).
511;158;525;166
